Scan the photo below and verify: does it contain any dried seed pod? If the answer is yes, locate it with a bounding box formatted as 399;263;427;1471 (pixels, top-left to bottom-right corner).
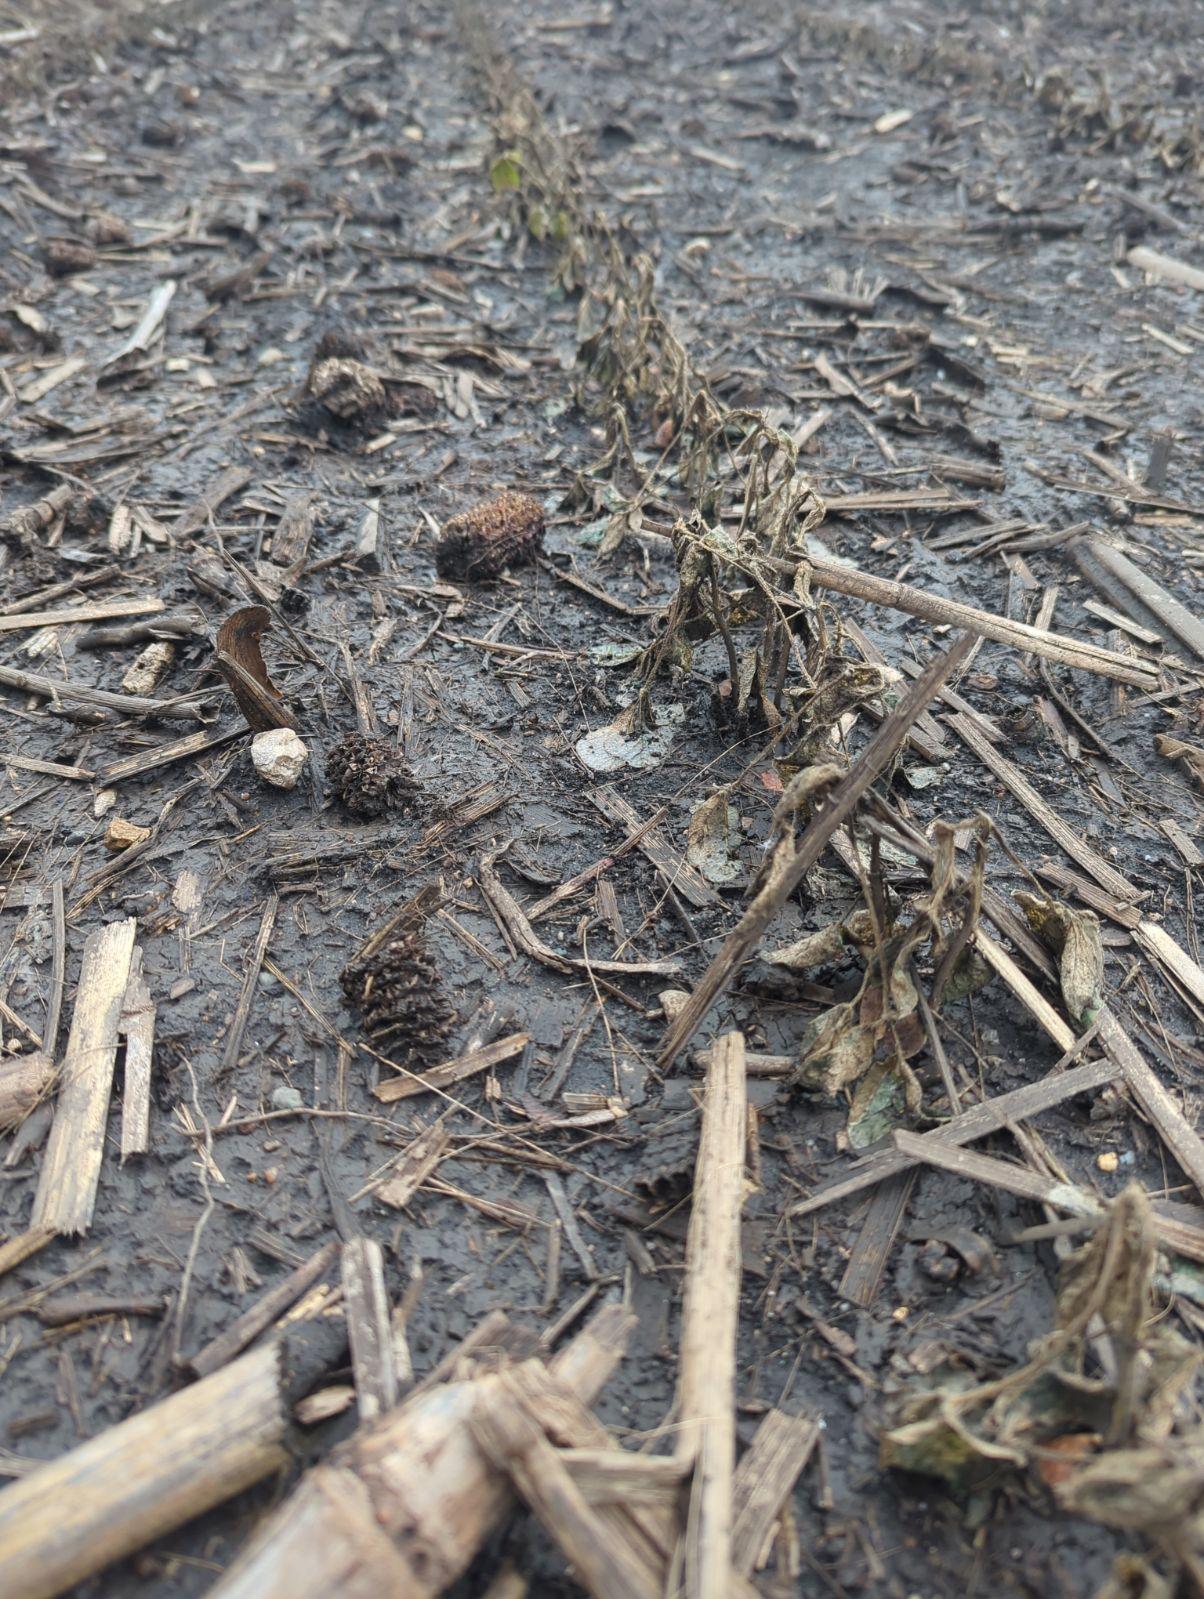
434;491;544;582
327;732;420;819
303;357;386;423
42;238;97;277
85;210;131;247
341;928;452;1061
141;118;183;148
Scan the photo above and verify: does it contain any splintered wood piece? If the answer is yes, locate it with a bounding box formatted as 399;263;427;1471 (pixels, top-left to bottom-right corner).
373;1032;529;1103
369;1124;451;1208
730;1409;819;1577
189;1242;339;1379
269;492;315;574
172;464;252;537
99;727;245;785
789;1052;1117;1218
118;947;154;1158
839;1170;916;1307
215;606;297;733
588;787;721;909
660;634;975;1067
31;919;137;1235
677;1030;748;1599
220;895;278;1075
341;1237;397;1423
0;1342;291;1599
470;1371;661;1599
207;1303;634;1599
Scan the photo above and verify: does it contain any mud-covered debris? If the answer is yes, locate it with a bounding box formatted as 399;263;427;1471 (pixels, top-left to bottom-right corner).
104;818;151;853
85;211;132;247
312;326;370;364
63;493;112;538
341;928;452;1061
141;117;183;147
303;357;387;423
327;732;420;819
252;728;308;790
434;490;544;581
41;237;97;277
632;1101;700;1208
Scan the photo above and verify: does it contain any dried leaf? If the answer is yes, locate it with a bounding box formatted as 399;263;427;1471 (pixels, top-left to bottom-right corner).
214;605;296;733
763;922;846;971
685;791;742;885
575;701;685;773
1016;891;1104;1024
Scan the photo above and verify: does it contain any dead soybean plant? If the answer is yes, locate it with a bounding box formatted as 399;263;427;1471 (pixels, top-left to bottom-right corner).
778;812;993;1135
461;5;842;744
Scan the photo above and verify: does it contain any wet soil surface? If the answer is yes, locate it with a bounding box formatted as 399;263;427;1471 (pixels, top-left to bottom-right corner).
1;1;1203;1595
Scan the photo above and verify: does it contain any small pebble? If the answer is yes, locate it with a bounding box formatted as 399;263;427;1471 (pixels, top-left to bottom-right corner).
271;1085;303;1111
257;970;281;992
251;727;308;790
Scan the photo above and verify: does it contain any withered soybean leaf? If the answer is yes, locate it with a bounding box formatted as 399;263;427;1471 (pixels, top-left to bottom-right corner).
214;605;297;733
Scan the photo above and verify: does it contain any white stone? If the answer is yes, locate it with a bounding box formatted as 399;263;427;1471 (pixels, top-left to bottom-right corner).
252;727;307;790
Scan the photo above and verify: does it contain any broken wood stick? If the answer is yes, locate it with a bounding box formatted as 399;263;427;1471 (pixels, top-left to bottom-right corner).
220;894;278;1074
0;1318;343;1599
188;1241;340;1379
0;662;211;723
31;919;137;1234
479;846;680;980
788;1051;1117;1218
1097;1008;1204;1207
1075;534;1204;663
341;1235;398;1423
893;1130;1204;1264
782;552;1158;687
677;1030;748;1599
208;1301;634;1599
374;1031;529;1103
731;1409;819;1577
1127;244;1204;293
588;786;721;910
118;947;154;1158
659;633;975;1066
0;597;165;635
471;1367;661;1599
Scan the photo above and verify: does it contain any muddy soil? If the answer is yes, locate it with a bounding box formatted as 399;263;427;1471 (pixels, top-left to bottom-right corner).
1;1;1202;1595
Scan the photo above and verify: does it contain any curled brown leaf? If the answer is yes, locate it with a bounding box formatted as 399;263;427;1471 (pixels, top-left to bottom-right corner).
214;605;297;732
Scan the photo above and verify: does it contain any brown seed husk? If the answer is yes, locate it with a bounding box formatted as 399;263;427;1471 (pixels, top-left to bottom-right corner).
42;237;97;277
434;491;544;582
